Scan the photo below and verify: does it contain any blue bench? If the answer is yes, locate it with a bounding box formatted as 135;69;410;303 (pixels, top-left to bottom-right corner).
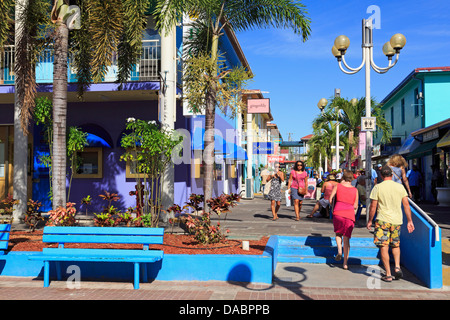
28;226;164;289
0;224;11;254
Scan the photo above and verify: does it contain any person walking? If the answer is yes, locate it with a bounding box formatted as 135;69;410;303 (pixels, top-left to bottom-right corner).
306;174;338;218
267;163;285;221
387;154;412;199
329;170;358;270
431;165;444;205
287;160;308;221
367;165;415;282
406;165;422;203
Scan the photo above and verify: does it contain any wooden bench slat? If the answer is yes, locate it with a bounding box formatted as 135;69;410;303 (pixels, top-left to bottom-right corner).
42;234;164;245
43;226;164;236
29;248;163;262
0;224;11;232
0;241;8;250
0;232;10;241
42;247;164;257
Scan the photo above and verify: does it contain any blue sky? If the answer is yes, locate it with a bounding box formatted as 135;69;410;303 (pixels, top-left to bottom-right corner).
235;0;450;141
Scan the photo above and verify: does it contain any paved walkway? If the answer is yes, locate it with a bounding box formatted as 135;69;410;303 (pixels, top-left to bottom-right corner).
1;195;449;302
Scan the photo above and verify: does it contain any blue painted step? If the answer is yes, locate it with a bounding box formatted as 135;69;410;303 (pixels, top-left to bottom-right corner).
277;236;381;265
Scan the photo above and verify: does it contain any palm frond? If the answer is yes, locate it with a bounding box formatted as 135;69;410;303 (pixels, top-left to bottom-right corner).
224;0;311;41
86;0;124;83
117;0;149;88
0;0;14;48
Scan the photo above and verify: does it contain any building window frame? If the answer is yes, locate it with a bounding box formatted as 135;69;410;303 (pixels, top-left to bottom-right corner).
73;147;103;179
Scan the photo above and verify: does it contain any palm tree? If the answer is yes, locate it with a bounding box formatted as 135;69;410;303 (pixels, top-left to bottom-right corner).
155;0;311;203
312;97;392;170
1;1;151;209
307;123;335;171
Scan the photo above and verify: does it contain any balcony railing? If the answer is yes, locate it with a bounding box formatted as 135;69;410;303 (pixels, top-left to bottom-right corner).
0;40;182;86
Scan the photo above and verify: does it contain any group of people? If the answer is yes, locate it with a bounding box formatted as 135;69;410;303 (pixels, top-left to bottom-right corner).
262;154;416;282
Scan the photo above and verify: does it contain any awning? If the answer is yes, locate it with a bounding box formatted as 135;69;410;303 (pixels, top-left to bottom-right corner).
406;140;439;159
398;135;420;155
437;130;450;149
86;133;112;148
191;128;228;154
79;124;114;148
224;143;248;161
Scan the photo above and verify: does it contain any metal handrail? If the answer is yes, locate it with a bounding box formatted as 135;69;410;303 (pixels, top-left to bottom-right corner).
408;198;440;242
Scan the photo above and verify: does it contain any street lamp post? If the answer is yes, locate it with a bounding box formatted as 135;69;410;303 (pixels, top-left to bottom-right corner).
317;98;328;178
332;18;406;222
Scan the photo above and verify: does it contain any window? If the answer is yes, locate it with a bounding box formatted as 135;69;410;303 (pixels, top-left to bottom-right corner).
414;88;419;117
391;107;395;129
73;147;103;178
401;98;405;124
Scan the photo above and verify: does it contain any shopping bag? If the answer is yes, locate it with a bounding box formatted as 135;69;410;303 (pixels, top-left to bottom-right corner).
264;180;271;195
285;190;291;207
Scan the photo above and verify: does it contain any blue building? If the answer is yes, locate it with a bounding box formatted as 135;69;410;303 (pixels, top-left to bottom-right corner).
374;67;450;202
0;13;249;215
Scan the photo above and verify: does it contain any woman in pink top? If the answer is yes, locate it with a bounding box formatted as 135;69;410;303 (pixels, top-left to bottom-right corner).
287;160;308;221
306;174;338;218
329;170;358;270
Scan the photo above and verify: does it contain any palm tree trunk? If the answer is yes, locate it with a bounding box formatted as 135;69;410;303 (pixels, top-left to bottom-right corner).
202;34;219;206
52;22;69;209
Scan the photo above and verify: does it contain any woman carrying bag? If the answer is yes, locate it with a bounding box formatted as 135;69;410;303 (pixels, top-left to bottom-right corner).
288;160;308;221
267;163;284;221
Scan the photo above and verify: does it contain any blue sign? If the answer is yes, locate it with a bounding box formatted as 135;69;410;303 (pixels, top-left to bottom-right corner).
253;142;274;154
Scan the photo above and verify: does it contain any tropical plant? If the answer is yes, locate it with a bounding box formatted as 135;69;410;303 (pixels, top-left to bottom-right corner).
182;193;205;214
0;194;19;224
93;212;119;227
120;118;182;227
24;199;44;231
47;202;77;226
98;190;120;213
67;127;88;201
80;195;92;215
185;211;227;245
154;0;311;204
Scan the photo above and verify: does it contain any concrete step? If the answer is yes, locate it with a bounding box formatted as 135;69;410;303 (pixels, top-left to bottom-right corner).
276;235;380;265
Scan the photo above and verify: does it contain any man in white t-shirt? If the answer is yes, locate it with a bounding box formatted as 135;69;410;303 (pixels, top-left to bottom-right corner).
367;165;414;282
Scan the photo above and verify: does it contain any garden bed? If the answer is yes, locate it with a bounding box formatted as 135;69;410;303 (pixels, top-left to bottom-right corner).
7;231;269;255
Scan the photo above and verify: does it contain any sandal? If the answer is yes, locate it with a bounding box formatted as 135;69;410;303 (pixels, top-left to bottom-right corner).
272;217;279;221
394;267;403;280
335;253;342;261
381;275;393;282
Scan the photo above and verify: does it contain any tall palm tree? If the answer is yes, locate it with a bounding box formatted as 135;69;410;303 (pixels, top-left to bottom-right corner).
312;97;392;170
307;123;335;170
155;0;311;203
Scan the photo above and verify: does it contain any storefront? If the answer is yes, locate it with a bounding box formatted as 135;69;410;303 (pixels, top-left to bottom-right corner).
409;118;450;202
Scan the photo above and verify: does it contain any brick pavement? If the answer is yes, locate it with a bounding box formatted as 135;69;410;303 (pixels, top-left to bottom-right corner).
1;276;449;301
